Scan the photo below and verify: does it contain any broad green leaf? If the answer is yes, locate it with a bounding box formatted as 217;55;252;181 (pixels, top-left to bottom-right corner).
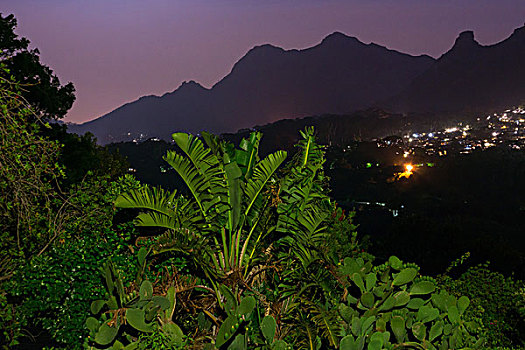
90;300;105;314
417;305;439;323
369;332;384;349
126;308;155;333
447;306;460;324
238;296;255;315
361;316;376;336
236;132;261;179
85;317;99;332
412;322;427;341
390;316;406;343
429;321;443;342
352;273;365;292
112;340;124;349
273;340;289;350
261;315;277;343
339;335;356;350
410;281;436;295
375;318;387;332
388;256;403;270
393;291;410;307
392;268;418;286
139;280;153;300
431;293;447;312
152;296;170;310
137;247;148;269
361;292;375;308
379;296;395;311
347;293;358;304
365;273;377;292
162;323;184;346
407;297;426;309
351;317;362;336
95;323;119;346
339;303;355;323
458;296;470;315
216;315;239;347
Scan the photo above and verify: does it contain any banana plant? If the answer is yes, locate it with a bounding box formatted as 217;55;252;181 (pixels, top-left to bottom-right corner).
115;131;287;286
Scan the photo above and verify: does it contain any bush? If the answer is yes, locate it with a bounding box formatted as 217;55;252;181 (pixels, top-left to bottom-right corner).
440;263;525;348
6;175;141;349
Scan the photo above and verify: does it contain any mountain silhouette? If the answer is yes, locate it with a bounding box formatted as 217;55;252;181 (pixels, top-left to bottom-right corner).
385;25;525;114
69;32;434;144
71;25;525;144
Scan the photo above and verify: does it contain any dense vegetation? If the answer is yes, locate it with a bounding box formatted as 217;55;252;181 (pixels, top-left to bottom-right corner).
1;12;524;350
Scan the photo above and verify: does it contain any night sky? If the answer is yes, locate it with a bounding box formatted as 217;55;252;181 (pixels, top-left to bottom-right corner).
3;0;525;124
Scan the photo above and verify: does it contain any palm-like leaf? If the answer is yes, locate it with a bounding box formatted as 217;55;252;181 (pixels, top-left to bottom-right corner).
151;228;222;281
171;133;226;195
243;150;287;221
167;133;228;219
115;185;179;216
116;131;288;283
235;150;287;268
115;185;197;230
307;300;341;348
236;132;261;179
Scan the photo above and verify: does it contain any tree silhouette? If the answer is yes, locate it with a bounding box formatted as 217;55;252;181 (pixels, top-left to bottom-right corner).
0;13;75;120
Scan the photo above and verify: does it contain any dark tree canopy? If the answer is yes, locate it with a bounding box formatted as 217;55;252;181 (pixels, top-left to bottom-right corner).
0;13;75;120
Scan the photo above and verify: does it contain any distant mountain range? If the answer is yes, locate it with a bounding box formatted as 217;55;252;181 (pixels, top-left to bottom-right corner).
69;25;525;144
385;26;525;114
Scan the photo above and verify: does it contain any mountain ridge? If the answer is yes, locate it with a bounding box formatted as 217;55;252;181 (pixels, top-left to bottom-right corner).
384;23;525;114
69;26;525;144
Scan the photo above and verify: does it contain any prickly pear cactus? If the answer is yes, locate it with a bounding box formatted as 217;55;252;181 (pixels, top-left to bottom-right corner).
260;315;291;350
336;256;481;350
214;285;257;349
212;285;292;350
85;250;184;349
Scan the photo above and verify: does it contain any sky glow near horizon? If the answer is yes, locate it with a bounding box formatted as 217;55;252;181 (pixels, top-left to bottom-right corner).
2;0;525;123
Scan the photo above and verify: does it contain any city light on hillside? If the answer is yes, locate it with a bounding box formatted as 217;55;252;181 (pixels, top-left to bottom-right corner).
397;164;414;179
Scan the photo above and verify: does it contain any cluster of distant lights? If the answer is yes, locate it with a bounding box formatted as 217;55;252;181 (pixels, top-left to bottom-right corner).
353;107;524;184
402;107;524;152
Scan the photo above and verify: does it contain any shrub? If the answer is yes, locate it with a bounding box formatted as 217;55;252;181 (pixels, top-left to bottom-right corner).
440;263;525;348
7;175;141;349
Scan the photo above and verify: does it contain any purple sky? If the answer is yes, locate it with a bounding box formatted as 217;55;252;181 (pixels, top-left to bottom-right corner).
3;0;525;124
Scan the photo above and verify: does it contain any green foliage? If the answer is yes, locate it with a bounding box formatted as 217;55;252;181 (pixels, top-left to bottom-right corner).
332;256;480;349
85;256;184;349
0;291;19;348
115;131;287;285
0;71;64;273
276;127;361;270
78;128;481;349
7;175;141;348
214;285;257;348
440;263;525;348
11;226;136;348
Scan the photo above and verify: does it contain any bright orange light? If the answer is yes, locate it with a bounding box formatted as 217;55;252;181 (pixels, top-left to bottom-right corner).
397;164;414;180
